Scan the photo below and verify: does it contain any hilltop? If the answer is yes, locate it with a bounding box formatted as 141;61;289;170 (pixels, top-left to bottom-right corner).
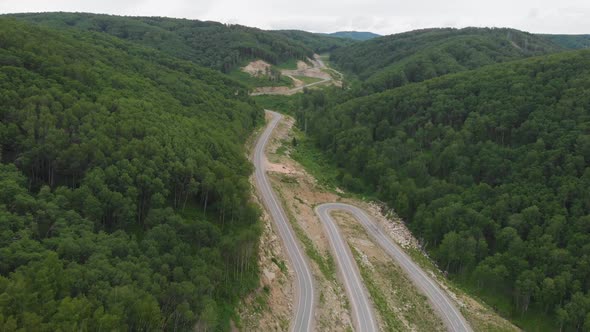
328;31;381;41
330;27;564;92
8;12;315;72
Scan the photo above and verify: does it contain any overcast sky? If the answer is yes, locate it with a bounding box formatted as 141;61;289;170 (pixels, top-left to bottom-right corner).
1;0;589;35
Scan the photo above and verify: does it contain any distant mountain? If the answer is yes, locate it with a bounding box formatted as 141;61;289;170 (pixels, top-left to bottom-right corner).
541;34;590;49
331;27;564;92
8;12;314;72
328;31;380;41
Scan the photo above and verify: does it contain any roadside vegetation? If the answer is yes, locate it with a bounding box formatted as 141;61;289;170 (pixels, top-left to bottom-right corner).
229;67;293;88
273;183;337;281
293;75;325;85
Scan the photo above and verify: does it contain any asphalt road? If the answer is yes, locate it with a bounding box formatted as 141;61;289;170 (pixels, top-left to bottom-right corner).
317;203;473;332
315;204;378;332
253;111;315;332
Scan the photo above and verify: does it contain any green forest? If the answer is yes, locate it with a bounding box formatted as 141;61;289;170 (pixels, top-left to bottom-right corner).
330;27;564;93
3;9;590;332
274;30;355;54
542;34;590;50
8;12;316;72
0;18;263;331
296;50;590;330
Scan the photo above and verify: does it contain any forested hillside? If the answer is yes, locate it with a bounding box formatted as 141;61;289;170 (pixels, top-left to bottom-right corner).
297;50;590;330
0;18;262;331
543;34;590;50
274;30;355;53
9;12;314;72
331;27;563;93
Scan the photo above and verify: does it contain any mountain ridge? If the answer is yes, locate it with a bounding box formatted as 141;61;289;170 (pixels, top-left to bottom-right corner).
330;27;564;93
327;31;381;40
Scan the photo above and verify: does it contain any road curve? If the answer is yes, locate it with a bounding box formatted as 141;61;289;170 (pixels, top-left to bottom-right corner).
315;204;378;332
253;111;315;332
317;203;473;332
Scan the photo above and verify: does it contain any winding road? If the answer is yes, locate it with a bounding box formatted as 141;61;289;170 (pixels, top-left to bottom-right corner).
253;111;315;332
316;204;378;332
317;203;473;332
253;102;472;331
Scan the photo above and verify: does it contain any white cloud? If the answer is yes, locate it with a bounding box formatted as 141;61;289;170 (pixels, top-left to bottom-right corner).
1;0;588;34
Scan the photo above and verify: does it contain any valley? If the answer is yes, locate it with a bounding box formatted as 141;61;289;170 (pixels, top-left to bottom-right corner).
1;9;589;332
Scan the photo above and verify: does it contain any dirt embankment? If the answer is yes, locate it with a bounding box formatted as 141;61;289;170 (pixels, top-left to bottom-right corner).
281;58;331;81
241;60;272;77
236;113;293;331
243;54;341;96
267;117;353;331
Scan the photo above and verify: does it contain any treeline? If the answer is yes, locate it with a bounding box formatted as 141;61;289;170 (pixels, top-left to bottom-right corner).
331;27;564;93
274;30;355;54
0;18;262;331
542;34;590;50
296;50;590;330
8;12;315;72
326;31;381;41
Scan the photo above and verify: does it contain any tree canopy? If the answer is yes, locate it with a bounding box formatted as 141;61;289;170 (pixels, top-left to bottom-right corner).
8;12;315;72
274;30;356;54
542;34;590;50
331;27;564;93
326;31;381;41
297;50;590;330
0;18;263;331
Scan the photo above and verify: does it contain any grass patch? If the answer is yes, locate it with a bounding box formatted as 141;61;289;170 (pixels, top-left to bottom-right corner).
229;69;293;88
278;174;298;184
271;257;288;274
275;58;300;70
318;53;331;66
275;143;287;156
273;183;337;281
293;75;324;85
252;288;270;314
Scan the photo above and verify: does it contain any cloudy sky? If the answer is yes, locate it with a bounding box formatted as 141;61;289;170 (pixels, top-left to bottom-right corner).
1;0;589;35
